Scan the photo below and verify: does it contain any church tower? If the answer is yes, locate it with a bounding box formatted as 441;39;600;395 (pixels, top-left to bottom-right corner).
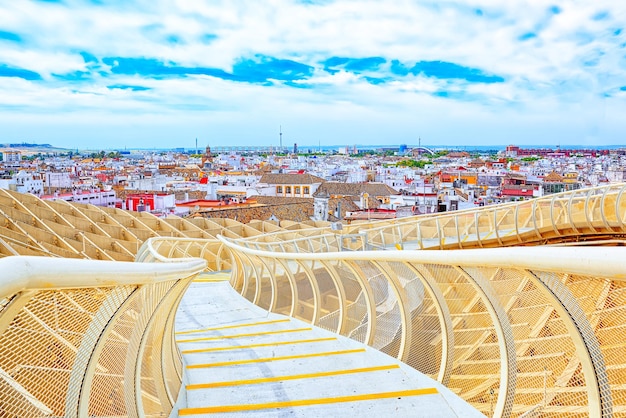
201;145;213;169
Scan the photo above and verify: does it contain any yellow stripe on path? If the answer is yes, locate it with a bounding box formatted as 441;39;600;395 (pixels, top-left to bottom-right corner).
186;348;365;369
177;327;312;343
176;319;290;335
179;388;439;415
182;337;336;354
194;278;230;282
186;364;399;389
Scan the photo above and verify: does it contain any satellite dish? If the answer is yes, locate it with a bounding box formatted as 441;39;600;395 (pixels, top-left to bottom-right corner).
194;205;200;211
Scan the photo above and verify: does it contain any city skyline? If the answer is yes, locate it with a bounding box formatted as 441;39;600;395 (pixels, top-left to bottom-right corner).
0;0;625;148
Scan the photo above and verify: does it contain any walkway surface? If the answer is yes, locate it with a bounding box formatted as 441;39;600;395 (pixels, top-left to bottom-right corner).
171;272;482;417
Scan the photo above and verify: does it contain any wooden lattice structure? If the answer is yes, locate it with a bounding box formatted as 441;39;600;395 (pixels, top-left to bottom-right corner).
1;184;626;416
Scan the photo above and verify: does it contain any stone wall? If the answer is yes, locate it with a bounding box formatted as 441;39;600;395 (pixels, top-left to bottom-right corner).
192;201;314;223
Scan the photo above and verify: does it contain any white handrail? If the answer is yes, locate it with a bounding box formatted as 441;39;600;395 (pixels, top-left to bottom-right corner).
217;238;626;279
0;256;207;298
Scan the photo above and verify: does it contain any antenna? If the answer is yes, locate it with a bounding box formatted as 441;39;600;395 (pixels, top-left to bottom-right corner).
279;125;283;152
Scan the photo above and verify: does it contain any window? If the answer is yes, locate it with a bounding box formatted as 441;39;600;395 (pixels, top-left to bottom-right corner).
276;186;283;194
303;186;310;195
285;186;292;194
294;186;301;195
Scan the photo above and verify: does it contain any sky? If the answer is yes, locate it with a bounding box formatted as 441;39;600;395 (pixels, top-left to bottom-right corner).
0;0;625;149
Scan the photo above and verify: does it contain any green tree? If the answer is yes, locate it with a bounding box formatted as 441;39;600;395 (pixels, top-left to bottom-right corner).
431;150;449;158
397;159;427;168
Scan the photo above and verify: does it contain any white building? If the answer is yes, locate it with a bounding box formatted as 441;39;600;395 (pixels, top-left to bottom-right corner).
44;172;72;189
15;171;44;195
1;150;21;163
256;173;324;198
42;190;118;208
126;174;169;191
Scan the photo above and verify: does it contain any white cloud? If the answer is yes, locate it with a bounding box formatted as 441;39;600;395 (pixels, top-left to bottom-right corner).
0;0;625;147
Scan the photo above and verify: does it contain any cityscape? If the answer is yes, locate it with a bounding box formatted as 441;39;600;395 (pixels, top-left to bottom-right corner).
2;0;626;417
1;141;625;223
1;140;626;417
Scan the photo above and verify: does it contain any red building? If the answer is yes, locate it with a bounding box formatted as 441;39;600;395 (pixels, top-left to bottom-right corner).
126;193;175;212
500;175;538;198
506;144;608;158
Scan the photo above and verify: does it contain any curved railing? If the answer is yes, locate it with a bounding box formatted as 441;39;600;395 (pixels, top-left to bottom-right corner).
123;184;626;417
223;184;626;252
0;255;206;417
219;237;625;418
349;183;626;250
135;236;229;271
2;184;626;417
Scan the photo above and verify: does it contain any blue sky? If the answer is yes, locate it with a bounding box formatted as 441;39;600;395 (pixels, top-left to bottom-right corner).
0;0;625;149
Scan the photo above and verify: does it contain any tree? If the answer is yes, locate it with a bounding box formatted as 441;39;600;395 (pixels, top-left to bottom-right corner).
431;150;450;158
397;159;427;168
521;156;540;162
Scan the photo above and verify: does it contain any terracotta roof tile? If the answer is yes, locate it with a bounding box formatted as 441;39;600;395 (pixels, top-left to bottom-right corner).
259;173;325;185
543;171;564;182
313;182;399;197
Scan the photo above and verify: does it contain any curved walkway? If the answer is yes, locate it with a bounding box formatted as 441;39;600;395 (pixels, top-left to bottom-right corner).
2;185;626;417
173;273;481;417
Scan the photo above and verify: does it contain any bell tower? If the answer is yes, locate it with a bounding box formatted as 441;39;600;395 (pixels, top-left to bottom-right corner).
201;145;213;169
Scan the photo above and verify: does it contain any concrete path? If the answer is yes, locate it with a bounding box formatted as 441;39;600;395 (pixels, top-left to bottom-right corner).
172;272;482;417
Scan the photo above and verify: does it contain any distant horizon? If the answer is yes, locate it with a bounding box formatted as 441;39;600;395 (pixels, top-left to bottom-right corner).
4;141;626;153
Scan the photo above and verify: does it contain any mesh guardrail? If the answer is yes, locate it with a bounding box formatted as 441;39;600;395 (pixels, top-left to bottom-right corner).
219;240;622;418
0;255;205;417
2;184;626;417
